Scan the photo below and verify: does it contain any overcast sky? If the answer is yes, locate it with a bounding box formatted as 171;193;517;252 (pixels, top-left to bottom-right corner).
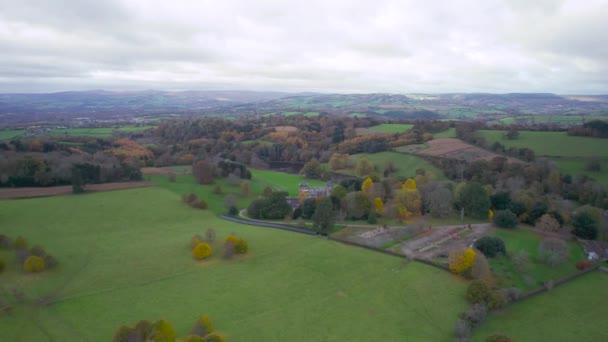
0;0;607;94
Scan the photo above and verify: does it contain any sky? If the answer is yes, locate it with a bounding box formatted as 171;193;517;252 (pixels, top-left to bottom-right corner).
0;0;607;94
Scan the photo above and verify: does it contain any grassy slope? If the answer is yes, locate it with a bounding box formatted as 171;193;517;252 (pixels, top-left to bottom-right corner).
477;130;608;158
473;271;608;342
149;169;326;215
0;187;467;341
368;124;414;133
432;128;457;139
337;152;447;180
489;228;585;290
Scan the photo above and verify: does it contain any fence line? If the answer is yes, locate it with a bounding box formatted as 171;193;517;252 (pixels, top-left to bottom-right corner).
219;215;319;236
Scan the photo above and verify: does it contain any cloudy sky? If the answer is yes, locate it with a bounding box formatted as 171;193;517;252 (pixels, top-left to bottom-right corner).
0;0;607;94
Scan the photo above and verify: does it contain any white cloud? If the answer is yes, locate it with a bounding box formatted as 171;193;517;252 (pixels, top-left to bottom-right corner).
0;0;606;93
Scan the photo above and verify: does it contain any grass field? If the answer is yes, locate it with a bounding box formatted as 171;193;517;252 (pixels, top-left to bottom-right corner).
367;124;414;134
149;169;327;215
46;126;156;137
0;129;26;140
488;228;585;290
0;187;468;341
432;128;457;139
497;114;608;126
552;157;608;187
473;271;608;342
477;130;608;158
334;152;447;180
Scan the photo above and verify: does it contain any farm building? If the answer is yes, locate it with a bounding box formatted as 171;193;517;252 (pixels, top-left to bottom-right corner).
581;240;608;261
298;182;333;199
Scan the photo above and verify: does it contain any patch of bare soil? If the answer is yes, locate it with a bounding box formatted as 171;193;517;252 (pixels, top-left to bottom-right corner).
418;138;517;162
0;181;152;199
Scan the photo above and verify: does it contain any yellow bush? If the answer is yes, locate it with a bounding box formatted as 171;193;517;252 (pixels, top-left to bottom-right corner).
235;238;249;254
403;178;417;191
24;255;46;273
149;319;176;342
449;248;476;274
192;242;212;260
225;235;239;246
202;333;226;342
191;234;203;249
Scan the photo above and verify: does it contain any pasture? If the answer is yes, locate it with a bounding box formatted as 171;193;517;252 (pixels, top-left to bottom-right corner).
46;126;156;137
0;129;26;140
488;228;585;290
0;187;468;341
334;152;447;180
367;123;414;134
473;271;608;342
477;130;608;158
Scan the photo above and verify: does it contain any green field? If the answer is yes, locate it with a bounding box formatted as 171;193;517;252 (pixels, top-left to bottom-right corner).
367;124;414;134
433;128;457;139
474;271;608;342
477;130;608;158
0;187;468;341
488;228;585;290
497;114;608;126
0;129;26;140
46;126;156;137
334;152;447;180
150;169;327;215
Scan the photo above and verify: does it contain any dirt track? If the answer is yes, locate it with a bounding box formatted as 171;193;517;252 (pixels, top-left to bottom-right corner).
0;181;152;199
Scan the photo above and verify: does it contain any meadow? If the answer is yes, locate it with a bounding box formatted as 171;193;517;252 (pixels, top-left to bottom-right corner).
473;271;608;342
0;187;468;341
335;152;447;180
367;123;414;133
488;228;585;290
477;130;608;158
0;129;26;140
46;126;156;137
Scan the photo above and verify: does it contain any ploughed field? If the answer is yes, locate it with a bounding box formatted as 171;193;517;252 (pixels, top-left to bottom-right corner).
0;187;468;341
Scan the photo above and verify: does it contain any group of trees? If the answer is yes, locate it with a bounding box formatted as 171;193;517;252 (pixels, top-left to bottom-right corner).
190;230;249;261
114;315;225;342
0;234;58;274
193;159;252;185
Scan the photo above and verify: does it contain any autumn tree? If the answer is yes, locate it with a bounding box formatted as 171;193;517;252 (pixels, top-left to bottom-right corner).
193;159;215;184
423;185;452;218
328;153;349;170
361;177;373;193
538;238;568;266
240;181;250;196
449;247;476;275
300;159;324;179
403;178;417;191
312;198;336;234
374;197;384;214
192;242;212;260
355;157;375;177
393;188;422;220
535;214;560;232
343;191;372;220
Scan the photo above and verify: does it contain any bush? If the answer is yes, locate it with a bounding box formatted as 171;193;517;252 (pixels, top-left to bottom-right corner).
485;334;515;342
44;255;58;269
498;287;522;304
460;303;487;328
538;237;568;267
205;228;216;243
576;260;593;270
184;336;204;342
149;320;176;342
454;319;471;342
449;248;476;274
0;234;11;248
223;241;235;259
13;236;28;249
30;245;47;258
197;200;208;210
474;237;506;258
225;235;239;245
234;238;248;254
24;255;46;272
191;234;204;249
493;210;517;228
212;185;222;195
202;333;226;342
192;242;212;260
366;214;377;224
191;315;213;337
228;206;239;216
466;280;504;309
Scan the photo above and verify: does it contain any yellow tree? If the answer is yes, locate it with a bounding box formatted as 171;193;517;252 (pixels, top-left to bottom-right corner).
488;209;494;220
403;178;417;191
449;248;476;274
374;197;384;214
362;177;374;194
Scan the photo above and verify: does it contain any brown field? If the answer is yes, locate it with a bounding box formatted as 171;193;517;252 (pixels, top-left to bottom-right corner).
417;138;511;162
0;181;152;199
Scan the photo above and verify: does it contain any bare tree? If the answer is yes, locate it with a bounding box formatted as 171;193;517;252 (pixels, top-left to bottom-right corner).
538;238;569;267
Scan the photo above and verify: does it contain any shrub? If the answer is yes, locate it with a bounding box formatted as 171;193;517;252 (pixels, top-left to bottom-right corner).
149;320;176;342
183;193;198;205
474;237;506;258
454;319;471;342
576;260;593;270
485;334;514;342
0;234;11;248
113;326;132;342
197;200;208;210
466;280;504;309
192;242;212;260
44;255;58;269
202;333;226;342
29;245;47;258
493;210;517;228
191;315;213;337
212;185;222;195
538;237;569;267
223;241;235;259
225;235;239;246
191;234;204;249
24;255;46;272
366;214;377;224
499;287;522;304
205;228;216;243
184;336;204;342
512;249;531;274
460;303;487;328
449;248;476;274
13;236;28;249
228;205;239;216
234;238;249;254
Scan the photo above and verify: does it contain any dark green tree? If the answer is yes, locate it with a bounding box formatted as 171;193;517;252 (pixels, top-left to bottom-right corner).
493;209;518;228
300;159;324;180
302;198;317;219
459;182;490;220
572;212;598;240
312;198;336;234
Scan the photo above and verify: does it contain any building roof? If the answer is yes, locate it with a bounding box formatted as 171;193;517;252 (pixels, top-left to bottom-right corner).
581;240;608;261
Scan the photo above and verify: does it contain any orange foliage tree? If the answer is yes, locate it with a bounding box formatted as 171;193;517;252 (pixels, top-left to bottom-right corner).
449;248;476;274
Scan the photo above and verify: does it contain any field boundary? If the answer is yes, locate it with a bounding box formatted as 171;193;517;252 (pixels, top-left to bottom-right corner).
0;181;152;199
516;265;600;302
219;215;319;235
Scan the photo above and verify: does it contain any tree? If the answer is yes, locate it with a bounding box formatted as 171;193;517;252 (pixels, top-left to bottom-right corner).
535;214;560;232
328;153;349;170
193;159;215;184
449;248;476;274
205;228;216;243
312;198;336;234
240;181;250;196
361;177;373;193
300;159;324;179
192;242;212;260
493;210;518;228
149;320;176;342
459;182;490;219
504;128;519;140
191;315;213;337
343;191;372;220
355;157;375;177
466;280;503;308
24;255;46;272
474;237;506;258
538;237;569;266
374;197;384;214
234;238;249;254
394;189;422;219
403;178;417;191
212;184;222;195
572;211;598;239
424;186;452;218
302;198;317;219
470;252;492;281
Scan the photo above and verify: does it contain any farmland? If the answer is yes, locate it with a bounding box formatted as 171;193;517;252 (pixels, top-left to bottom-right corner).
0;129;26;140
367;123;414;133
473;272;608;342
46;126;156;137
0;187;468;341
332;152;447;180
